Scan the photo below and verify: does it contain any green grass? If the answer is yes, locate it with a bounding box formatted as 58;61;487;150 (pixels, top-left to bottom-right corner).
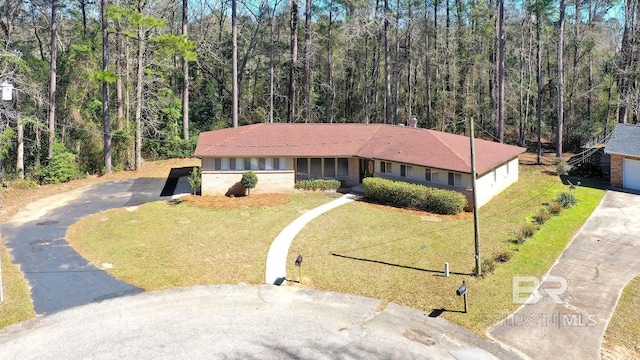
66;164;606;336
67;193;335;290
602;275;640;357
286;165;605;334
0;243;35;329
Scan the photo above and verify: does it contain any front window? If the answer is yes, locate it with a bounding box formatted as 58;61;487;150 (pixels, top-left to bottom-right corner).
310;158;323;179
337;158;349;178
324;159;336;178
297;158;309;180
448;172;462;187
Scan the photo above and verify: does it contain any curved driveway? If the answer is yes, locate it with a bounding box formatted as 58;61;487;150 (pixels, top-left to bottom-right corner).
1;178;171;315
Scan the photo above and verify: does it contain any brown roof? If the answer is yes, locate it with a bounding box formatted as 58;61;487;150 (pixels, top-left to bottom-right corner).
195;123;525;175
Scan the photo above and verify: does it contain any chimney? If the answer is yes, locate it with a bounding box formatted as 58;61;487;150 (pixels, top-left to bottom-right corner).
408;116;418;128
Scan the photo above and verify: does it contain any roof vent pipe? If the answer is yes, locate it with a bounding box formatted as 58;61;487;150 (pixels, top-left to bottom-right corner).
409;116;418;128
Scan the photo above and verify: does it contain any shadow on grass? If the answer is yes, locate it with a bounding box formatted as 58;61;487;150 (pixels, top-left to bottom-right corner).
559;175;608;191
330;253;474;277
428;308;466;317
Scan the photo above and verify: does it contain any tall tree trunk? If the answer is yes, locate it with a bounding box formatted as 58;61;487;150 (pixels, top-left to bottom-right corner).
384;0;391;124
48;0;58;159
425;0;431;128
393;0;400;125
182;0;189;138
497;0;505;142
557;0;565;157
407;0;413;121
102;0;112;173
289;0;299;123
536;12;543;164
16;92;23;179
326;1;333;123
135;13;144;170
303;0;311;122
232;0;239;127
269;2;276;123
116;0;124;125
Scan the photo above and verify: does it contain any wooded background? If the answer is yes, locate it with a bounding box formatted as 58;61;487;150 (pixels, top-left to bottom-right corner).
0;0;635;182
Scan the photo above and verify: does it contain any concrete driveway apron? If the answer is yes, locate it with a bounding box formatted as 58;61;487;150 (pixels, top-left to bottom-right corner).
1;178;169;315
488;190;640;359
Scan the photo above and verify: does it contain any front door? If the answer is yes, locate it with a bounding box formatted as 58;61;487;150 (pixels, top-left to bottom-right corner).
359;158;374;183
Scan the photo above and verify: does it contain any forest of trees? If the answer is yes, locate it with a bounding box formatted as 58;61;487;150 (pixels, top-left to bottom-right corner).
0;0;636;183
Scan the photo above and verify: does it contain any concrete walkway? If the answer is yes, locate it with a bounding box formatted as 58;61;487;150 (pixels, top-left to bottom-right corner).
488;190;640;359
0;285;522;359
265;193;362;285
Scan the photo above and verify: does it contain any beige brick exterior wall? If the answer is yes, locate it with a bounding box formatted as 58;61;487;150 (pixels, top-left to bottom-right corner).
201;171;296;196
610;155;623;187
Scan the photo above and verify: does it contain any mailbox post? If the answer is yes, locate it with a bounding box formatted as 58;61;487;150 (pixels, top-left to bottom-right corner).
295;255;303;283
456;281;467;313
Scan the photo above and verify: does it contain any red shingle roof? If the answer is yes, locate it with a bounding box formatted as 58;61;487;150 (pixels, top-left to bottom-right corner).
194;123;525;175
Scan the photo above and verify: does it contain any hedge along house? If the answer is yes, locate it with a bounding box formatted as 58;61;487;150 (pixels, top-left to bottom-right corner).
194;122;525;208
605;123;640;191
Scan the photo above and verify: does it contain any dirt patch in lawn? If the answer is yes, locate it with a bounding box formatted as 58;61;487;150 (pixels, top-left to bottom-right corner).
181;193;293;209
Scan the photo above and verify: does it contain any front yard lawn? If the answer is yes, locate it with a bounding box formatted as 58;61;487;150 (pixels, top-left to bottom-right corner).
66;162;606;337
286;165;605;334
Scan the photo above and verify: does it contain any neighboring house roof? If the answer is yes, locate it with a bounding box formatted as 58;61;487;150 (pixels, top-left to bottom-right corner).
195;123;525;175
604;123;640;158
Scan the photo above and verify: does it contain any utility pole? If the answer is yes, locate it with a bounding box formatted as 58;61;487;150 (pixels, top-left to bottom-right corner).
469;117;481;276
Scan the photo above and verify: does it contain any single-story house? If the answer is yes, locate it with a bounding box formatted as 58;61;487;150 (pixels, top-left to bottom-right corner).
604;123;640;191
194;122;525;208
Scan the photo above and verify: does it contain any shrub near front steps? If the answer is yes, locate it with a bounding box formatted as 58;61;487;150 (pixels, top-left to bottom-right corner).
363;177;467;215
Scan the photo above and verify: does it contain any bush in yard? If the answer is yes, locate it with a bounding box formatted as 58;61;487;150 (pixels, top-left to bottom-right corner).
557;192;577;208
295;179;342;191
547;201;564;215
480;258;496;277
188;167;201;195
363;177;467;215
512;222;537;244
40;142;83;184
554;157;572;176
241;171;258;195
534;207;550;224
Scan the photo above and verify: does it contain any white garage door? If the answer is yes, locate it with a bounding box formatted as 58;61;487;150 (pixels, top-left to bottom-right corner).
623;158;640;190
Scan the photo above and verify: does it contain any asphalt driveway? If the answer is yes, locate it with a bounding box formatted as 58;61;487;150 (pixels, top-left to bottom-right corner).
488;189;640;359
1;178;173;315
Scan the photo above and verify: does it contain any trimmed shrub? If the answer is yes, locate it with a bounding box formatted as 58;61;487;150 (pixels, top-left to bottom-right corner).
557;192;577;208
534;207;550;225
294;179;342;191
547;201;564;215
241;171;258;195
363;177;467;215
